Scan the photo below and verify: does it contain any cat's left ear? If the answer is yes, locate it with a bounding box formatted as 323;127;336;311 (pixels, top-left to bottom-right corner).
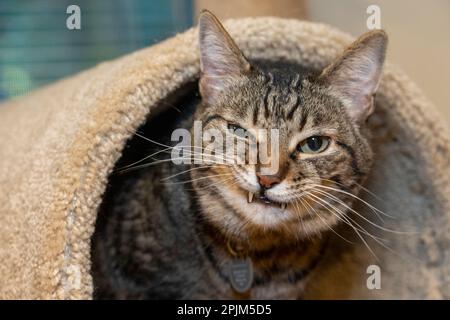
198;10;251;105
319;30;388;122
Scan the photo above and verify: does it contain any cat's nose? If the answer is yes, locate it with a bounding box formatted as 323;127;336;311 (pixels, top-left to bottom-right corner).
256;173;281;189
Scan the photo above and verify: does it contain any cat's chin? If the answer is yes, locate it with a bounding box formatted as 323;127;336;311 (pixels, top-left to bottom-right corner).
221;185;311;229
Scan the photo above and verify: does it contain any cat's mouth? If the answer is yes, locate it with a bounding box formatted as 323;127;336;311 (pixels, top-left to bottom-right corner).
247;191;287;210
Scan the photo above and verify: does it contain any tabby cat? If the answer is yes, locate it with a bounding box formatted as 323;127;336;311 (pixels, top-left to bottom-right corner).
92;11;387;299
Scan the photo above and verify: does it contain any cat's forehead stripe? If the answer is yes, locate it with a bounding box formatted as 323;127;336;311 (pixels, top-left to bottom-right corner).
263;85;272;120
286;94;301;120
257;71;305;125
289;74;301;90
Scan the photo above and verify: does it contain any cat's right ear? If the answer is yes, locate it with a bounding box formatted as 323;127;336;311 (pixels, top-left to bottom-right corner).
198;10;251;105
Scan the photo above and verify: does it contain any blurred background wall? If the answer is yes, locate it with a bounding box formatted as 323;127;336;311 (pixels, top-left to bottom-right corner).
307;0;450;126
0;0;193;99
1;0;448;125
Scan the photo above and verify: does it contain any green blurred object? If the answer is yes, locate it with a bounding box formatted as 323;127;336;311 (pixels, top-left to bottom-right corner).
0;0;194;100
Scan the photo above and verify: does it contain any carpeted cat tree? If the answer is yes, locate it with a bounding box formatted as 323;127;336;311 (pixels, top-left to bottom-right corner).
0;18;448;299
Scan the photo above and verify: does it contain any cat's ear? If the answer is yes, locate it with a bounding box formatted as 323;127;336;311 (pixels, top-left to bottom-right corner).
198;10;251;104
319;30;388;122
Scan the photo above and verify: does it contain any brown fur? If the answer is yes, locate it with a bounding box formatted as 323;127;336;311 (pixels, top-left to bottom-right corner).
92;11;387;299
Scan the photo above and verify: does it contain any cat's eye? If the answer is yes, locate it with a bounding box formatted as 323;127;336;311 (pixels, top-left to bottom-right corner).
227;123;247;138
297;136;330;154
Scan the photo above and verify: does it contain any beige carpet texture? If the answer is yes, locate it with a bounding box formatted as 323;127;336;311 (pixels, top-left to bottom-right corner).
0;18;449;299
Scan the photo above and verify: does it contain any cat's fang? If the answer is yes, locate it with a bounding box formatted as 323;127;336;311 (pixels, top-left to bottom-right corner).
280;203;287;210
248;192;254;203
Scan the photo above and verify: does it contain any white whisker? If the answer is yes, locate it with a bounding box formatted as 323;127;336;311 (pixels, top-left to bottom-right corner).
306;192;379;260
313;183;396;220
311;185;413;234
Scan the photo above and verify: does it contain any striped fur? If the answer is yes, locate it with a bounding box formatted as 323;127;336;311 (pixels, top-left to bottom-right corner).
92;12;387;299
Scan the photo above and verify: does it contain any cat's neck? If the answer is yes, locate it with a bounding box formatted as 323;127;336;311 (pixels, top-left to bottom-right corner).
190;174;329;277
194;202;328;269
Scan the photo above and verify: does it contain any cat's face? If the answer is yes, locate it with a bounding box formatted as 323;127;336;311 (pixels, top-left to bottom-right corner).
192;11;387;240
